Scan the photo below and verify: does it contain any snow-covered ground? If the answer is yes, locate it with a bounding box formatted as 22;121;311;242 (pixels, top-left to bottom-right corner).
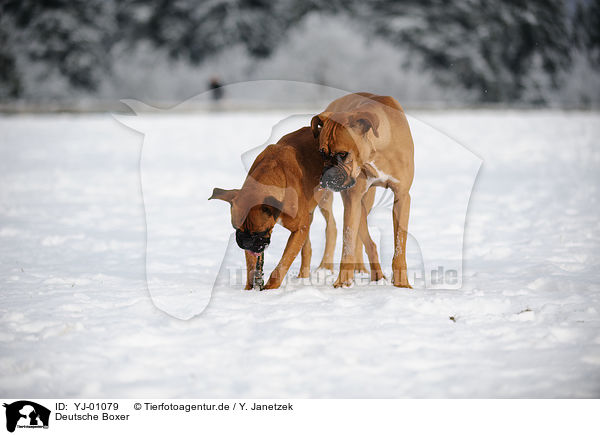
0;109;599;398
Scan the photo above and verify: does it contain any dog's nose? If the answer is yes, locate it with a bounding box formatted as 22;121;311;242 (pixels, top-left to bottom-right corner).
236;229;270;253
236;229;253;250
321;166;346;191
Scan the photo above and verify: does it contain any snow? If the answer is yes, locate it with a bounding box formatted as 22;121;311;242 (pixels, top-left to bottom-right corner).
0;109;599;398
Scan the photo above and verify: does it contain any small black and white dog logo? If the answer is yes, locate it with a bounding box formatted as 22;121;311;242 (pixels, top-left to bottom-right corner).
3;401;50;433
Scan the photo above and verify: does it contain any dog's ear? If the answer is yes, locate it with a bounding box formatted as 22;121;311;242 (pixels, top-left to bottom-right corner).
209;188;239;204
262;191;297;219
350;111;379;138
310;114;324;138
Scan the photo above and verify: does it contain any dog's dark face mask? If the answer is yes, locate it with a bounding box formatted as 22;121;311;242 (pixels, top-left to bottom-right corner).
209;189;287;255
311;116;361;192
235;227;270;254
320;150;356;191
234;201;282;255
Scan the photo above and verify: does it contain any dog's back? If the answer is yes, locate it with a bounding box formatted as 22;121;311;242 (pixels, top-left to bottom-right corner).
249;127;322;197
325;92;403;113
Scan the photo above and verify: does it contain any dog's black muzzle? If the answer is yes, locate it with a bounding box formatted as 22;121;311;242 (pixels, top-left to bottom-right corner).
236;228;270;253
320;166;355;192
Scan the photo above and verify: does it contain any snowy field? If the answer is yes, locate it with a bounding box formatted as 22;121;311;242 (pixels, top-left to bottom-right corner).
1;109;599;398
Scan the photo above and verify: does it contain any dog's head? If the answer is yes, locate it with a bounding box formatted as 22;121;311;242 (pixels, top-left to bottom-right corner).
311;110;379;191
209;183;296;256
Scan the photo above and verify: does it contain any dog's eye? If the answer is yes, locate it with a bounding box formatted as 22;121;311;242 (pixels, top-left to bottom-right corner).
319;149;328;160
261;205;272;216
337;152;349;160
255;229;269;238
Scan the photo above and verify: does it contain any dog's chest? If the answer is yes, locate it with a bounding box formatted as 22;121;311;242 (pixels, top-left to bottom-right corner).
363;162;399;188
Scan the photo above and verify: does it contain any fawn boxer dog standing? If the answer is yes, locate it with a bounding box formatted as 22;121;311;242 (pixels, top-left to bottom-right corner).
311;93;414;288
210;126;379;290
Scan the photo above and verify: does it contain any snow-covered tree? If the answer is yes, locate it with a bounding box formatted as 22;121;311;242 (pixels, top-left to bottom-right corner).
0;0;597;103
0;0;115;98
356;0;572;102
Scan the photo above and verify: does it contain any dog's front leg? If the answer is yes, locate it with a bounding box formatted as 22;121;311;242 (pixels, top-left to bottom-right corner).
244;250;258;290
264;227;309;289
333;188;363;288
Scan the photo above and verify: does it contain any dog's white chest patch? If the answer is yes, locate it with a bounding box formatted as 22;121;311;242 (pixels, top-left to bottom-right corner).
364;162;399;188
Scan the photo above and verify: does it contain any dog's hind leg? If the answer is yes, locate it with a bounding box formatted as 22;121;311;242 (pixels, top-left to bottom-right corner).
391;191;412;288
353;240;368;273
317;191;336;271
353;187;376;273
359;197;385;282
298;214;313;278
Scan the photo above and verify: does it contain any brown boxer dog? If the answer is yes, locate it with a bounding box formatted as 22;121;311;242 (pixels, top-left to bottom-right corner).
311;93;414;288
210;126;380;290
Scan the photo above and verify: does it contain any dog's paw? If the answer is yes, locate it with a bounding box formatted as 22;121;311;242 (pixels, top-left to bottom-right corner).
392;281;412;289
370;264;386;282
333;269;355;288
264;278;282;290
371;269;386;282
391;269;412;288
297;268;311;279
336;280;355;289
